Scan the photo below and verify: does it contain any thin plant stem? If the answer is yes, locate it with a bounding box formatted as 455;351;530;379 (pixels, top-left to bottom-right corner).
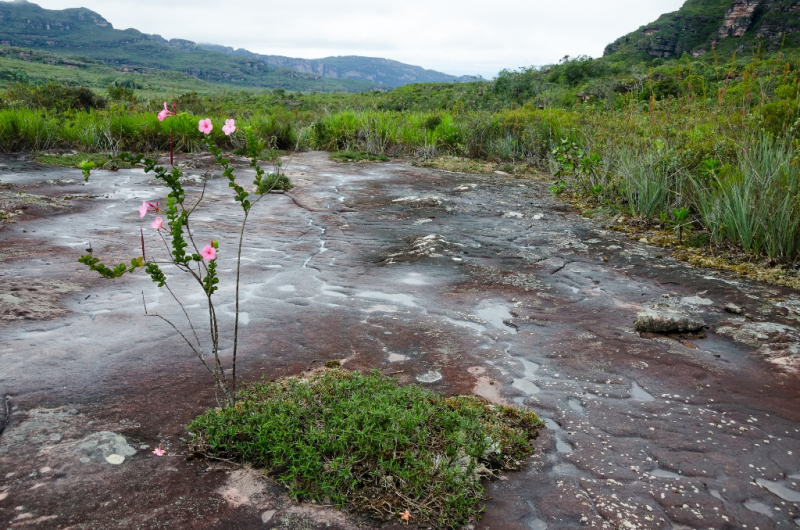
231;210;249;396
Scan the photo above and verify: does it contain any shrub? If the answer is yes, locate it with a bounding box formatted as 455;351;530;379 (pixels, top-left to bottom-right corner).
189;369;543;527
8;82;107;112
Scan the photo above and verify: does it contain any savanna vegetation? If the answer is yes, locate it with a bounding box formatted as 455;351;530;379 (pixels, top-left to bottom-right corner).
1;46;799;268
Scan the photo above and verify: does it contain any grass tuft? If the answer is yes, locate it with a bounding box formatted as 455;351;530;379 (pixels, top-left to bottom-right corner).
188;368;543;527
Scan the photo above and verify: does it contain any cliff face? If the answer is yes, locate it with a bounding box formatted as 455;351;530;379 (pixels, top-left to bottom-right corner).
718;1;761;38
604;0;800;61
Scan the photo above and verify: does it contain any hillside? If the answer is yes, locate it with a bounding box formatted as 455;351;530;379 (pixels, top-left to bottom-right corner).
0;45;243;94
603;0;800;61
199;44;476;88
0;0;379;92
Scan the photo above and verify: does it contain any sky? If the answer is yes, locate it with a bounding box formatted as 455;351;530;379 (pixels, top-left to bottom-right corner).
27;0;686;78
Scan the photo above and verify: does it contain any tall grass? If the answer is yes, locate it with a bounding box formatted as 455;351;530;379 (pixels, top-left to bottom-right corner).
692;134;800;260
0;108;297;153
616;142;685;219
305;106;578;161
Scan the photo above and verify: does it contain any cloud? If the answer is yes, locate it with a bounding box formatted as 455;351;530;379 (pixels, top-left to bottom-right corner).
24;0;685;78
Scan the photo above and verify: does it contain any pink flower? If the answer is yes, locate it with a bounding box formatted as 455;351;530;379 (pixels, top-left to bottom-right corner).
151;216;164;230
200;244;217;261
138;201;160;218
198;118;213;135
157;102;173;122
222;119;236;136
152;445;166;456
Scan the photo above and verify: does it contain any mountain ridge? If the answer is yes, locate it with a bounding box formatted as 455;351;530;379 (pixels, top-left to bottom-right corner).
198;44;477;87
0;1;471;90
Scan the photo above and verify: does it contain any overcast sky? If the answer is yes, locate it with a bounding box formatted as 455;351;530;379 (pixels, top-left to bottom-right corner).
28;0;685;78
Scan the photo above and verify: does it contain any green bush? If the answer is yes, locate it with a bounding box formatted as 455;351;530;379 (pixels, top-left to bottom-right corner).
188;369;543;527
107;83;135;102
760;100;795;135
8;82;107;112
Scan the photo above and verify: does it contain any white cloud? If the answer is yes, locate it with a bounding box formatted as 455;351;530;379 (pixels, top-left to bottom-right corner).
22;0;685;78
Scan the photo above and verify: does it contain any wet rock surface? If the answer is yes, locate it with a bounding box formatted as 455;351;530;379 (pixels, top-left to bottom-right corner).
0;152;799;528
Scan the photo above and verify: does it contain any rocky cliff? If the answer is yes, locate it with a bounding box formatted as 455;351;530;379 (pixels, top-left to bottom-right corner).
604;0;800;60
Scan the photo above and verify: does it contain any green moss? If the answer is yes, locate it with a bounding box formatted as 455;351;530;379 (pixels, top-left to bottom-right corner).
35;152;134;169
188;369;543;527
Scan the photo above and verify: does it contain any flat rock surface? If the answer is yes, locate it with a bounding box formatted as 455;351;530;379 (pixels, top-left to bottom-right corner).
0;152;799;529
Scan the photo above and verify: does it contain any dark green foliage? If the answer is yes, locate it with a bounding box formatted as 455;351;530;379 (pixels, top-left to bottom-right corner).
672;207;692;243
145;262;167;287
107;83;135;102
760;100;797;134
7;82;106;111
653;77;680;100
259;172;293;191
188;369;543;527
547;56;611;87
203;258;219;295
686;232;711;248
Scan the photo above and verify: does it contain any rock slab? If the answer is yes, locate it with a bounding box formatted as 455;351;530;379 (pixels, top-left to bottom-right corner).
635;310;706;333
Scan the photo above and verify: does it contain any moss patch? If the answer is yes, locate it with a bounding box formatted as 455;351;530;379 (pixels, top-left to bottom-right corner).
35;152;136;170
413;156;545;179
188;369;543;527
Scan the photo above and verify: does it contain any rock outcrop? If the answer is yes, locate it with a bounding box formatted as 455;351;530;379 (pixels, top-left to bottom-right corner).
635;310;706;333
604;0;800;60
718;1;762;38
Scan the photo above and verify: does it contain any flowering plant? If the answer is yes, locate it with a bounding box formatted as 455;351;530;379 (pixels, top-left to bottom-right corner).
78;109;290;407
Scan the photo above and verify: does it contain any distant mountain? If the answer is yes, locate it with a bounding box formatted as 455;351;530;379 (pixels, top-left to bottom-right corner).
603;0;800;61
198;44;477;88
0;0;379;91
0;0;474;91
